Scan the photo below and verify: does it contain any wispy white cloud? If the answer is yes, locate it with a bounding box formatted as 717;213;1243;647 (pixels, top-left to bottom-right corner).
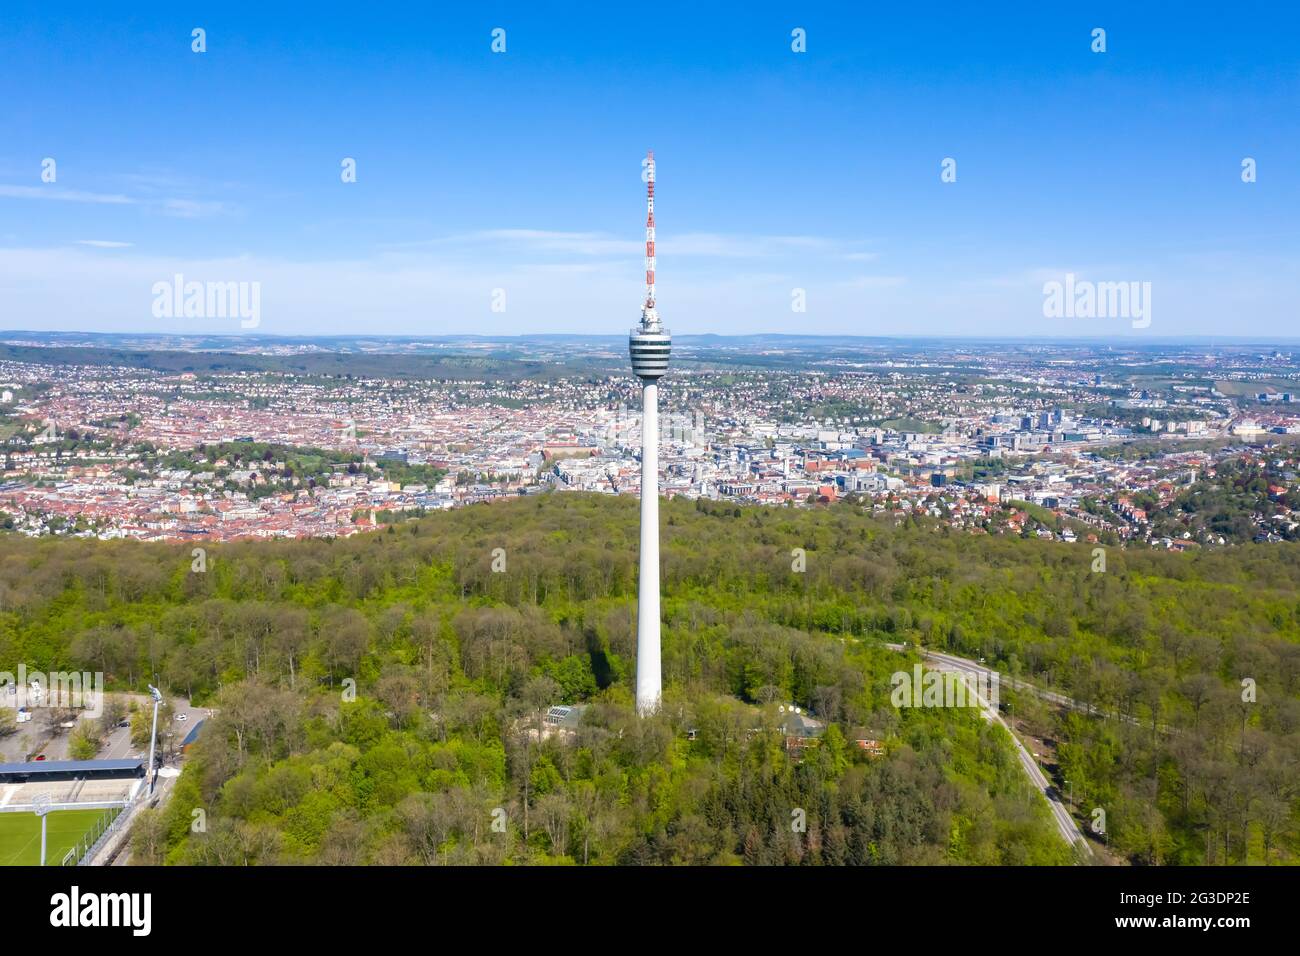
835;275;907;289
0;243;1290;337
469;229;637;257
0;183;232;218
75;239;134;248
397;229;875;262
159;198;231;219
0;185;134;205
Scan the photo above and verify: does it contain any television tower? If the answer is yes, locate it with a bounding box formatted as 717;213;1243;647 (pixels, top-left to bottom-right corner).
629;149;670;716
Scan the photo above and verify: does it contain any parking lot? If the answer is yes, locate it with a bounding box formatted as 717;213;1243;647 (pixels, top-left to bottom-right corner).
3;692;207;766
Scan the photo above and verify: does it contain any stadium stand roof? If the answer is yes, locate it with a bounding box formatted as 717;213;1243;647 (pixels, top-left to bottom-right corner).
0;758;144;781
181;718;206;748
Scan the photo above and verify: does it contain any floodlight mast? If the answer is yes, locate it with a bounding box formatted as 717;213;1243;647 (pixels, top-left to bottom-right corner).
146;684;162;795
33;792;51;866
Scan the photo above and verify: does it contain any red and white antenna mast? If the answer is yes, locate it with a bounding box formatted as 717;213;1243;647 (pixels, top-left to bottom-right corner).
643;149;656;313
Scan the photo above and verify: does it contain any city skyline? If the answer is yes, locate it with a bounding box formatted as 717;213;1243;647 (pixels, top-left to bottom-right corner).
2;2;1296;337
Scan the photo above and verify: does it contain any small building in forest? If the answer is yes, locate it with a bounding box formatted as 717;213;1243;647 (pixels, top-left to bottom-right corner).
775;705;825;756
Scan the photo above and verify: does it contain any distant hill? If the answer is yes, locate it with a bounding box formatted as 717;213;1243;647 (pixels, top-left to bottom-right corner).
0;343;611;381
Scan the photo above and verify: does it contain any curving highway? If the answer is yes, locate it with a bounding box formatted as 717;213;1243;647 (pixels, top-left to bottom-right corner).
884;643;1092;860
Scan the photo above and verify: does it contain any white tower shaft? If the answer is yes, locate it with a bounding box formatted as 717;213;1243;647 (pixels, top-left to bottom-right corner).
635;381;661;715
629;148;669;717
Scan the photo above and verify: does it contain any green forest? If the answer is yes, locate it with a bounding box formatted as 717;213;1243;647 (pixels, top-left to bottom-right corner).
1;492;1296;865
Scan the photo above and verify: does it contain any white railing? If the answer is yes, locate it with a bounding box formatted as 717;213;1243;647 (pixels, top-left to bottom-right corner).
74;802;131;866
0;799;130;813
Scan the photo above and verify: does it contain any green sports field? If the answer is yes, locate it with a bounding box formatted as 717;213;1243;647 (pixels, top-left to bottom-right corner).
0;808;120;866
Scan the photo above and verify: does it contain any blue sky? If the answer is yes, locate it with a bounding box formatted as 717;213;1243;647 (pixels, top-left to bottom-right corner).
1;1;1296;338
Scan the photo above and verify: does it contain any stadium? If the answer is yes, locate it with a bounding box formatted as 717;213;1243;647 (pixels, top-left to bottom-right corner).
0;758;144;866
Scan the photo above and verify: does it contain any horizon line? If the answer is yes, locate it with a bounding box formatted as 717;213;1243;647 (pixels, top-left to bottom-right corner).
5;330;1300;348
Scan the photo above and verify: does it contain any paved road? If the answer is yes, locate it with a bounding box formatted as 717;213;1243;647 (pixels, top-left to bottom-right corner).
108;769;186;867
100;721;135;759
16;695;209;764
884;643;1092;859
922;649;1158;731
96;695;207;867
95;696;205;763
39;727;75;762
887;644;1108;717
